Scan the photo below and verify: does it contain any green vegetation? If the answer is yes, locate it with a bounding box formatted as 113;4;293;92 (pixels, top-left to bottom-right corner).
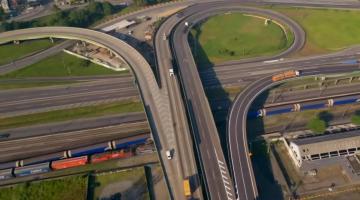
89;167;149;200
271;6;360;56
0;100;143;130
0;2;115;31
1;52;126;78
307;117;326;134
352;112;360;125
0;175;87;200
0;39;56;65
133;0;174;6
191;13;292;66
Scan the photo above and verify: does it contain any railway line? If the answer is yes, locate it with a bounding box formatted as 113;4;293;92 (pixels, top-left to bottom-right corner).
0;122;149;163
2;1;360;199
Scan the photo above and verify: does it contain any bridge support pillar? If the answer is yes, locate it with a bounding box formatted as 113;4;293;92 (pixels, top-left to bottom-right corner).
13;40;20;45
49;37;54;43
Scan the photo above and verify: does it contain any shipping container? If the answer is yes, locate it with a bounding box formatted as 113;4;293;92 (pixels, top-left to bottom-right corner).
68;142;112;157
333;97;359;106
0;168;13;180
247;111;259;119
301;102;326;110
22;151;67;166
51;156;88;170
90;149;133;163
341;59;358;65
14;162;50;177
266;107;293;116
0;161;17;170
113;134;149;150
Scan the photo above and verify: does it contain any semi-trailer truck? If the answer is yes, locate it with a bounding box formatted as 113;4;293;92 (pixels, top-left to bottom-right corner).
272;70;300;82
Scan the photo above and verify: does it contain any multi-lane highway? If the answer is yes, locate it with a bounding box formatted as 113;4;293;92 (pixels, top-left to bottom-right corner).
2;1;360;199
163;2;306;199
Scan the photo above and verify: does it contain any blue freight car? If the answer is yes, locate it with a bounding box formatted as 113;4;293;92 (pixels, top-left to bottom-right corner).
14;162;50;177
300;100;326;111
333;97;359;106
22;151;67;166
0;161;17;170
266;105;294;116
247;111;259;118
341;59;359;65
114;135;149;150
68;142;112;157
0;168;13;180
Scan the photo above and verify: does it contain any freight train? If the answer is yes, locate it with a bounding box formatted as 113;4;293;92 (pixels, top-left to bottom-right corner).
0;134;153;180
248;94;360;118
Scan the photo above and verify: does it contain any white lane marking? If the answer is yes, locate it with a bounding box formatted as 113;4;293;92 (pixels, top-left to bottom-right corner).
214;149;233;200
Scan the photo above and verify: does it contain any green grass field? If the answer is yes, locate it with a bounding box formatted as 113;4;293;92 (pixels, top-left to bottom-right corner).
0;175;87;200
1;52;126;78
90;167;149;200
191;13;292;65
0;39;56;65
0;100;143;130
271;6;360;56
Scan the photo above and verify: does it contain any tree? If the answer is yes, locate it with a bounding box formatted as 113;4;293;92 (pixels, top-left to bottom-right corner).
0;8;6;22
102;2;114;16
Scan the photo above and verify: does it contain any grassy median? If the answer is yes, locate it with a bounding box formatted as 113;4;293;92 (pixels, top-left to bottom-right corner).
0;100;143;130
270;6;360;56
0;39;57;66
1;52;127;78
190;12;292;66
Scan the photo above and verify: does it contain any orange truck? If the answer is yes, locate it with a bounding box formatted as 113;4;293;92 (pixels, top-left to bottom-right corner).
272;70;300;82
183;179;192;199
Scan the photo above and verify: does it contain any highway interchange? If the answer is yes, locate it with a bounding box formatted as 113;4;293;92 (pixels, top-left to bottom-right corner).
1;0;360;199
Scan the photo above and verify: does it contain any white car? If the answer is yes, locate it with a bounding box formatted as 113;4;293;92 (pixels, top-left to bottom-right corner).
163;33;167;40
166;150;172;160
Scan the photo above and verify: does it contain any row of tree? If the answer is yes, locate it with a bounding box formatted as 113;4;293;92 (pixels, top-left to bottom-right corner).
133;0;174;6
0;2;115;31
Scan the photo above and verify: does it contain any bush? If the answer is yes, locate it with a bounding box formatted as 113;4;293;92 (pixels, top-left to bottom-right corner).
351;113;360;125
307;117;326;134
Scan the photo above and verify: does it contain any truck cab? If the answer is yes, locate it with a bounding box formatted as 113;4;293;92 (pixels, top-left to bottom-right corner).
166;150;172;160
169;68;174;77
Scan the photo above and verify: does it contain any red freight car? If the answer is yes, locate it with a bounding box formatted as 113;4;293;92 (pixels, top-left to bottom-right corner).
51;156;88;170
90;150;133;163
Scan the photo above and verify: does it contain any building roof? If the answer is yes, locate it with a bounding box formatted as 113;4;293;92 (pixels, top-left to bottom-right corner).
293;130;360;146
290;130;360;156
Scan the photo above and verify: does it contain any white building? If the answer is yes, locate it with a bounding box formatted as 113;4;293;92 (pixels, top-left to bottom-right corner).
287;130;360;167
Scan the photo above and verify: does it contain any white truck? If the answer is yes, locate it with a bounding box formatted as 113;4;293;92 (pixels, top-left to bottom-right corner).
166;150;172;160
169;68;174;77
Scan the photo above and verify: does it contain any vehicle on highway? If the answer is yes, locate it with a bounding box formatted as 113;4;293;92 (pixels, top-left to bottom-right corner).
272;70;301;82
169;68;174;77
183;178;192;199
163;33;167;40
166;150;172;159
